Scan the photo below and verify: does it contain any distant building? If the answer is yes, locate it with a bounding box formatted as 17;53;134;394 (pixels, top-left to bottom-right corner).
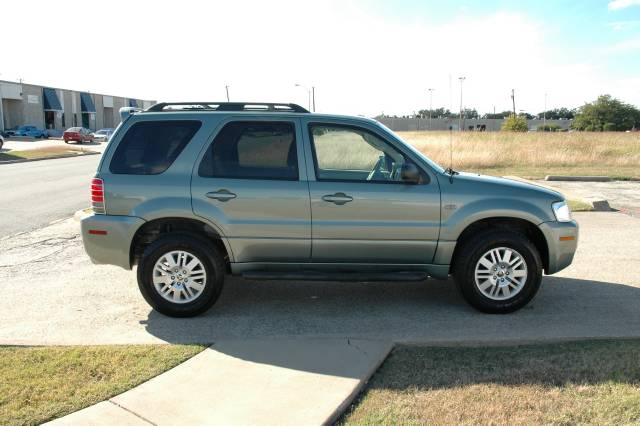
0;80;155;132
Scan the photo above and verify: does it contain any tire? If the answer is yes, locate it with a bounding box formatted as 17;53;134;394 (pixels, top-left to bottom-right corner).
137;233;225;317
64;139;70;144
452;229;542;314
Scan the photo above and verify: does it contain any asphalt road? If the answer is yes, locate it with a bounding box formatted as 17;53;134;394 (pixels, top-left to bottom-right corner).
0;155;101;237
0;212;638;345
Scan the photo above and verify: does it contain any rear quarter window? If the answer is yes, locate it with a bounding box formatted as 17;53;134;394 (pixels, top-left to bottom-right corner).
110;120;201;175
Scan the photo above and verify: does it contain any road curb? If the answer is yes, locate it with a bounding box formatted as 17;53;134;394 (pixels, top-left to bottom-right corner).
0;151;99;165
545;175;612;182
73;208;92;222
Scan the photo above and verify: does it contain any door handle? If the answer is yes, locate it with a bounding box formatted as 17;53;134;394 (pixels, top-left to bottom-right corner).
321;192;353;205
206;189;237;202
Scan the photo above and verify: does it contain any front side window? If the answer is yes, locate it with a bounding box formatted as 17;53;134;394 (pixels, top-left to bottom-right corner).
199;121;298;180
110;120;201;175
309;124;412;183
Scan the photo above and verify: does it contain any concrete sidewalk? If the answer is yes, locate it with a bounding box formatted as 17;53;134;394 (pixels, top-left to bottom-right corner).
47;338;393;426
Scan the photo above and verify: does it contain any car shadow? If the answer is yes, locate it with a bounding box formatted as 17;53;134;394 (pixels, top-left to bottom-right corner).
66;140;102;146
140;275;640;376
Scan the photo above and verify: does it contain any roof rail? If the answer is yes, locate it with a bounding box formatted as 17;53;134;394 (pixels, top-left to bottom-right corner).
146;102;309;113
119;106;142;121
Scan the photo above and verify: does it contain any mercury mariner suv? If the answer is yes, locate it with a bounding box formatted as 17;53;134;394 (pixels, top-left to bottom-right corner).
80;102;578;317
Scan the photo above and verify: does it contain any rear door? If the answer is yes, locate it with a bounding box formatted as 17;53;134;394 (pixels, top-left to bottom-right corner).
191;117;311;263
303;120;441;264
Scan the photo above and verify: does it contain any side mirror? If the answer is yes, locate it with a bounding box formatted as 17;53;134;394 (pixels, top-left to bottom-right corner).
400;163;421;184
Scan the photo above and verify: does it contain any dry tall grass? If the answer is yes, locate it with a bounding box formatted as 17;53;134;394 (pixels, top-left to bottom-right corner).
400;131;640;170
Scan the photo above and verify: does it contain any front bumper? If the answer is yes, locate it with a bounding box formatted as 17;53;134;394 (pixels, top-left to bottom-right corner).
80;212;145;270
538;219;579;274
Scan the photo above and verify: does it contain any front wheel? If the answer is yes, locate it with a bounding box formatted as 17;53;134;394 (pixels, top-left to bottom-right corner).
453;230;542;314
137;233;225;317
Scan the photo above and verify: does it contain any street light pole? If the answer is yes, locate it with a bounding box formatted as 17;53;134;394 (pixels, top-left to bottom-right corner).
458;77;465;132
225;85;230;102
295;84;311;111
427;88;434;130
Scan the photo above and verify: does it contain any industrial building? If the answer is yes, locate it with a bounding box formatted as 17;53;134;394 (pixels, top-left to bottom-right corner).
375;116;573;132
0;80;155;133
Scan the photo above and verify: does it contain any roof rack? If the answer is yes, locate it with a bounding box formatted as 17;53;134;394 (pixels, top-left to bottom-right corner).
146;102;309;113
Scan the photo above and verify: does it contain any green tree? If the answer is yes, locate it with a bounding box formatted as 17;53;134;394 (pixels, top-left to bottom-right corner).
417;107;455;119
483;110;512;119
572;95;640;131
501;115;528;132
537;123;561;132
536;108;576;120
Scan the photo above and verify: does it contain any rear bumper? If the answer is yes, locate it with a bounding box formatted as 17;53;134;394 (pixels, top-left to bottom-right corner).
538;220;579;274
80;213;145;270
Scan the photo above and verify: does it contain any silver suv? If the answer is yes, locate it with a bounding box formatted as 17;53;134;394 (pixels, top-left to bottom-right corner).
81;102;578;317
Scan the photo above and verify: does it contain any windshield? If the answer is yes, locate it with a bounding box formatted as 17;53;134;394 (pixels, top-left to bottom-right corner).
374;121;445;174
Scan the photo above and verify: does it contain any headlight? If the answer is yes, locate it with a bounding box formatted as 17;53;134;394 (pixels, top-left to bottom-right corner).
552;201;572;222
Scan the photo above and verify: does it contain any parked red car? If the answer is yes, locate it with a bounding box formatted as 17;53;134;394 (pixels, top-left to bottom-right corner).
63;127;94;144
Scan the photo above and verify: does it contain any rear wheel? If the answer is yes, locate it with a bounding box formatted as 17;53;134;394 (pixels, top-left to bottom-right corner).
453;230;542;314
137;233;225;317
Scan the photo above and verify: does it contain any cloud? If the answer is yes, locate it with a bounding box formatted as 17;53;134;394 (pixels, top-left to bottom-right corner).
607;20;640;30
606;37;640;53
608;0;640;10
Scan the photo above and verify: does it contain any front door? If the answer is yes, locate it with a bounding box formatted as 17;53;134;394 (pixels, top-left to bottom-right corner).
192;118;311;263
305;122;441;264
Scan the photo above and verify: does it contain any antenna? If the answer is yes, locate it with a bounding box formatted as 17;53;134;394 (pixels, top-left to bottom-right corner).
448;74;454;180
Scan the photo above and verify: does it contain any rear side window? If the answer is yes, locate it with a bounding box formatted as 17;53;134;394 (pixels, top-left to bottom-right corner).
110;120;201;175
198;121;298;180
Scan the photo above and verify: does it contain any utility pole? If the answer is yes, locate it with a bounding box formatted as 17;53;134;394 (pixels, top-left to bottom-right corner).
428;88;434;130
225;85;230;102
312;86;315;112
458;77;466;132
543;92;547;131
511;89;516;117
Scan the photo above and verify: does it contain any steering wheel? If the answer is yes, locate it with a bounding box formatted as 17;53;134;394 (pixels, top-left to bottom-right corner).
367;155;386;181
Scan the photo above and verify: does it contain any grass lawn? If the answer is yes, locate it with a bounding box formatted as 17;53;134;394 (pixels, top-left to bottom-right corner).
341;339;640;425
0;146;95;162
399;131;640;180
0;344;205;425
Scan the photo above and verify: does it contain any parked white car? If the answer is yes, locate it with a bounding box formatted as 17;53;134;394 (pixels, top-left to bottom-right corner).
92;128;115;142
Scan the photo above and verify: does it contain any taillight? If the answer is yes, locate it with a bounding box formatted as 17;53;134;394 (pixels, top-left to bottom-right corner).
91;178;106;214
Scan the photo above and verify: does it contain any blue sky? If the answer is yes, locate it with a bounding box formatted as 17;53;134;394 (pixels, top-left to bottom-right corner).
2;0;639;116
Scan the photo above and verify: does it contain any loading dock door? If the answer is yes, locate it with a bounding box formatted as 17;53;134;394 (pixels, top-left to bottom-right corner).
42;88;63;129
80;92;96;130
